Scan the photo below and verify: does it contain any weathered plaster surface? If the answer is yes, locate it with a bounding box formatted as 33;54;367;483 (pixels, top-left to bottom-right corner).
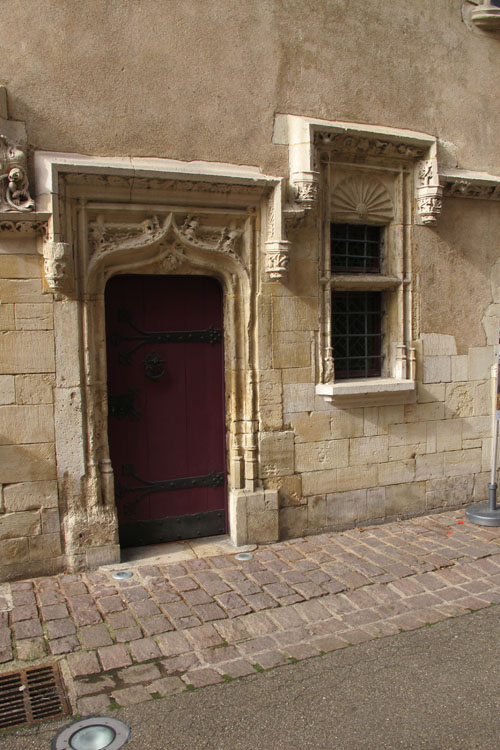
2;1;499;174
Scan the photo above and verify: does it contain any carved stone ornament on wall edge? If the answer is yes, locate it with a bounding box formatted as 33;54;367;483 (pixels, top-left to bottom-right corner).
0;133;35;212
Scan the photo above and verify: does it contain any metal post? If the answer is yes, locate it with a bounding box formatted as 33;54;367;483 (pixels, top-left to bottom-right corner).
466;340;500;525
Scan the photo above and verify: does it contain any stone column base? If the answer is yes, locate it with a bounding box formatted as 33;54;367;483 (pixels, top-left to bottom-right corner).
229;489;279;546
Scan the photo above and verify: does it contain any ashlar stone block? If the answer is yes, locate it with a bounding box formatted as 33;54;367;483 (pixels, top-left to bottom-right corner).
0;443;56;482
0;511;40;540
403;402;444;423
423;355;451;384
417;383;446;404
29;533;62;561
451;355;468;383
426;475;473;509
349;436;388;466
0;405;54;445
15;374;54;404
0;331;55;374
295;439;348;473
377;460;415;486
290;411;331;443
279;505;307;539
0;376;15;405
462;416;493;441
0;304;15;330
337;465;378;492
420;333;457;356
388;422;426;448
330;408;364;439
385;481;425;516
307;495;326;529
3;480;58;511
246;506;279;545
445;383;474;418
272;331;311;369
366;487;386;519
1;537;29;564
443;448;482;477
415;453;444;481
264;474;303;507
0;254;42;279
436;419;463;452
259;430;294;478
468;347;494;381
0;278;47;304
272;296;318;332
302;469;337;496
474;380;493;417
53;301;83;387
283;383;315;413
15;303;54;330
326;489;367;526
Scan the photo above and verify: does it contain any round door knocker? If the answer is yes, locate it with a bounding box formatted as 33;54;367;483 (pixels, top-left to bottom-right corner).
143;350;165;380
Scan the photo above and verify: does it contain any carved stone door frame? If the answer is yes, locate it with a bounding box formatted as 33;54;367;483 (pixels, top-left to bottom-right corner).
38;155;281;571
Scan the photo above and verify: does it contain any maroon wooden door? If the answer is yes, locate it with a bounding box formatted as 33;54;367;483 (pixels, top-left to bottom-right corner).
105;275;227;547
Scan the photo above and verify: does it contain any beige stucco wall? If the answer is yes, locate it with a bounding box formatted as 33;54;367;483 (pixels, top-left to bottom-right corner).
2;0;499;173
0;0;499;578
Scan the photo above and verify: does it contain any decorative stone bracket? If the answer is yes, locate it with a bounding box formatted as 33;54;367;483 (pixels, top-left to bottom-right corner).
43;240;73;296
1;92;35;213
265;179;291;280
415;158;443;225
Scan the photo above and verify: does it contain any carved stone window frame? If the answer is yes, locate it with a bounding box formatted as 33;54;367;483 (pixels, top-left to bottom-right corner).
273;115;445;405
35;152;283;570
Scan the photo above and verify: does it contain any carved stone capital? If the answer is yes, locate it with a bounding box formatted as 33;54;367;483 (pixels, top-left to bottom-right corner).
0;133;35;212
291;171;320;207
43;241;73;296
264;240;291;281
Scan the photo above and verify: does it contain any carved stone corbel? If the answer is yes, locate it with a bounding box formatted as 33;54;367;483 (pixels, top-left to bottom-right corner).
415;158;442;225
265;181;291;281
43;240;73;296
291;170;320;207
264;240;291;280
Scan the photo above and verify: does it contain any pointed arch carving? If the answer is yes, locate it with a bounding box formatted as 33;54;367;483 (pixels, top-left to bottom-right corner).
85;211;248;291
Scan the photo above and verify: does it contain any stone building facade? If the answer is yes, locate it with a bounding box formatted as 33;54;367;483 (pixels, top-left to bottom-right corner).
0;0;499;580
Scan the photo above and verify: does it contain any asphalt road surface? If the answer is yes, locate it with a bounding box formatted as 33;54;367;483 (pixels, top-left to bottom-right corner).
4;605;500;749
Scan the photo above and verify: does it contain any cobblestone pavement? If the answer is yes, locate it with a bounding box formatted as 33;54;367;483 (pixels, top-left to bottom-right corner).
2;509;500;716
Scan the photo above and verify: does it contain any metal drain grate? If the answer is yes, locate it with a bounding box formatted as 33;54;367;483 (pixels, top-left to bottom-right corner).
0;664;70;729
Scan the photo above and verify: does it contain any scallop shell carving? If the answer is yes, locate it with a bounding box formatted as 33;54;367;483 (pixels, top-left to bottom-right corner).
331;177;393;223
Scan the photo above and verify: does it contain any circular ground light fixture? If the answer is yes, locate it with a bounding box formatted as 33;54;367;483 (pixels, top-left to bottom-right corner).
234;552;253;561
112;570;133;580
52;716;131;750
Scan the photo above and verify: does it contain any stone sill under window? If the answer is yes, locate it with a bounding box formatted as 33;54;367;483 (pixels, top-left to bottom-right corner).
316;378;416;407
331;275;401;291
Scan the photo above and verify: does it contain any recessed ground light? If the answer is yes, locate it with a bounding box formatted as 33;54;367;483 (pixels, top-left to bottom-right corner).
112;570;133;580
234;552;253;561
52;716;130;750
